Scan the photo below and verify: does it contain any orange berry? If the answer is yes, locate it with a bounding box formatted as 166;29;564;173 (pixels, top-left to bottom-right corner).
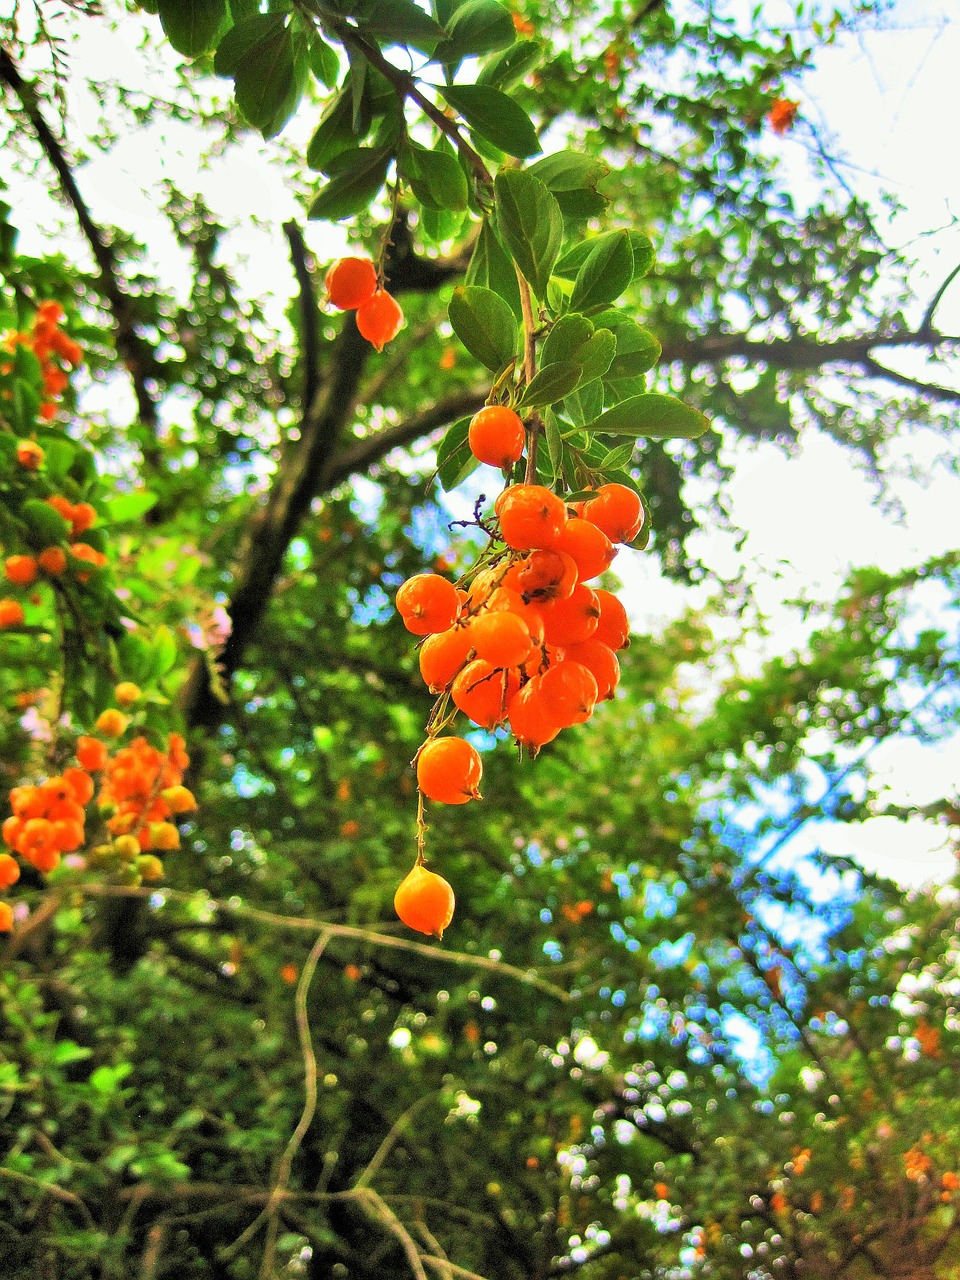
5;555;38;587
468;406;526;469
497;485;567;550
46;494;75;522
418;626;474;693
2;817;24;849
394;862;455;938
0;853;20;889
507;677;561;750
505;549;578;603
51;819;84;852
70;504;97;534
469;595;537;669
76;736;109;771
15;440;44;469
148;822;180;851
137;854;164;881
324;257;378;311
38;401;57;422
451;658;520;729
0;901;13;931
396;573;460;636
356;289;404;352
63;767;95;805
27;845;60;874
37;547;67;576
539;660;598;727
95;709;128;738
578;483;644;543
564;639;620;700
280;962;299;984
553;517;617;582
416;736;483;805
9;786;45;820
114;681;141;706
540;582;601;646
69;542;106;571
36;300;65;323
0;599;24;628
160;785;197;814
593;588;630;649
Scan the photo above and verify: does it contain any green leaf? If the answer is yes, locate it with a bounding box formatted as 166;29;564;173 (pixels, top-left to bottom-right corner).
21;498;71;545
519;361;583;408
435;416;481;491
213;13;278;75
158;0;227;56
440;0;515;64
543;407;565;476
556;229;655;281
598;441;635;469
216;15;305;135
308;34;339;87
494;169;563;300
562;379;603;427
104;491;158;524
308;148;391;221
448;285;518;372
403;145;470;212
465;218;522;319
476;38;543;90
152;626;179;677
363;0;446;52
570;230;634;311
597;313;662;379
306;88;363;172
528;151;609;194
587;393;710;439
541;316;616;384
439;84;540;159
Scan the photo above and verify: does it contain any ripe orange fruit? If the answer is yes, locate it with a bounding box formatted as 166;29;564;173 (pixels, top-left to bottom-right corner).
5;555;38;587
394;862;455;938
497;485;567;550
504;549;578;603
416;736;483;804
418;626;474;693
468;406;525;469
451;658;520;728
0;599;25;628
593;588;630;649
95;709;128;738
37;547;67;576
15;440;43;469
539;660;598;726
578;483;644;543
507;677;561;750
324;257;378;310
76;736;109;771
553;518;617;581
563;639;620;700
0;853;20;889
396;573;460;636
70;503;97;535
356;289;404;351
540;582;601;646
0;901;13;932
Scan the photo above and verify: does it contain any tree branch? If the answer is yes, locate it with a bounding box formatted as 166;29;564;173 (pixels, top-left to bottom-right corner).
0;47;163;450
283;220;321;416
919;259;960;336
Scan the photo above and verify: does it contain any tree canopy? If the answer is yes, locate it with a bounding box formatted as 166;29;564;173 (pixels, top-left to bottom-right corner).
1;1;959;1278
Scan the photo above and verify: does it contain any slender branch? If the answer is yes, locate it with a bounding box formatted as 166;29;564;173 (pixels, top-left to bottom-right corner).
920;259;960;336
283;220;322;417
316;12;493;190
660;326;960;371
516;265;541;484
76;884;572;1001
863;354;960;405
353;1187;429;1280
323;386;488;489
0;47;163;450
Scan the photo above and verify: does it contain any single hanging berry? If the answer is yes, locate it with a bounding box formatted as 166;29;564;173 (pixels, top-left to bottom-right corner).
394;862;455;939
356;290;404;352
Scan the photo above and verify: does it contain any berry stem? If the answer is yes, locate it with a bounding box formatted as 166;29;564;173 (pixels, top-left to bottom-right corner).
415;789;427;865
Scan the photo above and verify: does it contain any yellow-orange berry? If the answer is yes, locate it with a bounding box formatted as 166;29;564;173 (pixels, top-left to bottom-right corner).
76;736;109;771
396;574;460;636
394;862;455;939
148;822;180;851
95;709;128;738
160;785;197;814
114;682;141;707
497;485;567;551
325;257;378;310
0;853;20;890
0;901;13;931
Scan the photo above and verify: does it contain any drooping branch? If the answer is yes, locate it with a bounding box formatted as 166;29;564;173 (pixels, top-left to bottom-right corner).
0;47;163;449
919;258;960;337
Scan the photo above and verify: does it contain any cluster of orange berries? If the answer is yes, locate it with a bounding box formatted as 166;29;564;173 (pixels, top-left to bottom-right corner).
392;463;643;938
2;300;82;421
324;257;404;353
0;691;195;931
0;487;104;630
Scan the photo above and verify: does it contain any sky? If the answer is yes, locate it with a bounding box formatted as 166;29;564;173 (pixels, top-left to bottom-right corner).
6;0;959;886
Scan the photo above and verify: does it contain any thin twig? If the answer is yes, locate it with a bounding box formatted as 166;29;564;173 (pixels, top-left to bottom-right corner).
353;1187;429;1280
283;221;321;417
353;1094;434;1190
78;884;571;1001
920;259;960;335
